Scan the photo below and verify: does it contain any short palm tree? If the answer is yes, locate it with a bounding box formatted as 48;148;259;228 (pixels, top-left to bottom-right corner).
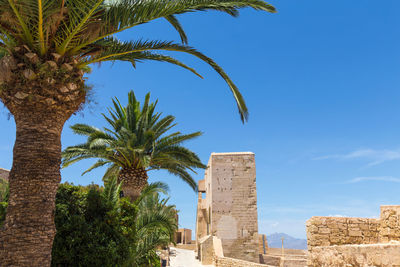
130;183;178;266
0;0;276;265
63;90;205;200
102;177;178;266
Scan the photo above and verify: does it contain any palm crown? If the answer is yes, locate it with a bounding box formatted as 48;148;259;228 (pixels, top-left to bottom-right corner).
62;90;206;192
0;0;276;121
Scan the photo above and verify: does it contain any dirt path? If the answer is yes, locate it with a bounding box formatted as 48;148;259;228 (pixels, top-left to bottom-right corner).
169;247;214;267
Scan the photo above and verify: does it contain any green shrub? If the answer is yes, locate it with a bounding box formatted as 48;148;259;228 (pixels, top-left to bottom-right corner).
51;183;136;267
0;180;176;267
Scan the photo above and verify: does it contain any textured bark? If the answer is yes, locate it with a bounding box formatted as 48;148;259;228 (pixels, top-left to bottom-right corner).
0;112;66;266
0;48;85;267
118;167;148;201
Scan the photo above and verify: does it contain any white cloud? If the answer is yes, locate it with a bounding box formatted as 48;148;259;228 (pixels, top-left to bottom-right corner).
315;148;400;166
346;176;400;184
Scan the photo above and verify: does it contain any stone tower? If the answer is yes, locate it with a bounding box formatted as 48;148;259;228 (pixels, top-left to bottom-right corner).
196;152;259;263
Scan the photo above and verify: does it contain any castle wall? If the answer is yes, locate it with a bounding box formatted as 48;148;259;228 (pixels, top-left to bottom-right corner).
306;217;379;248
306;205;400;250
196;152;260;263
210;153;259;263
214;256;272;267
309;242;400;266
379;205;400;243
307;205;400;266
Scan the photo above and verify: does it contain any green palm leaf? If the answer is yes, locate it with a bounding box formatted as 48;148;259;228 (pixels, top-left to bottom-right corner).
63;91;204;192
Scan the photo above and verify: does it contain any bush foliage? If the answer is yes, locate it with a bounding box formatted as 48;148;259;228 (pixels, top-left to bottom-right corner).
0;180;177;267
51;183;137;267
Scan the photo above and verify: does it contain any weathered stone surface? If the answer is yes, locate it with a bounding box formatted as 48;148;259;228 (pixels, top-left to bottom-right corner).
307;205;400;251
379;205;400;243
215;256;275;267
306;216;380;249
309;242;400;267
307;205;400;266
196;152;260;263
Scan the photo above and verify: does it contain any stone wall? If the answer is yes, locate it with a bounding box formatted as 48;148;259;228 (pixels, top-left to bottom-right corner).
306;217;379;248
214;256;272;267
379;205;400;243
307;205;400;266
198;235;215;265
309;242;400;266
175;228;192;244
197;235;224;265
307;205;400;250
196;152;260;263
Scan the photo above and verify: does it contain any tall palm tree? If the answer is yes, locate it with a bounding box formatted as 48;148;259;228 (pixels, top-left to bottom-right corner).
63;90;205;200
0;0;276;265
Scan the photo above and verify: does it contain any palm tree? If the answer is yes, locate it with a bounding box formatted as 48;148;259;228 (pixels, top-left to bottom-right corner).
101;178;178;266
129;182;178;266
103;177;178;266
63;90;205;200
0;0;276;265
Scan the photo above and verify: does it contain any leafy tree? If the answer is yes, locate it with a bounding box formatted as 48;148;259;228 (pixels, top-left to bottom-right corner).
50;178;177;267
63;90;205;200
52;182;134;267
0;0;276;265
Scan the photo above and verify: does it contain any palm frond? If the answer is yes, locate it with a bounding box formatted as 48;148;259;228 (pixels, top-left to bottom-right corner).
165;15;187;44
56;0;105;54
82;159;110;175
82;39;248;120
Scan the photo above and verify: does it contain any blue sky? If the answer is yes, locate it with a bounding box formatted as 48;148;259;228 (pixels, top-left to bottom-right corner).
1;0;400;238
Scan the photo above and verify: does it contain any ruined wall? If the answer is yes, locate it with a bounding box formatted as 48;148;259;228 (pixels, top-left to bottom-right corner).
214;256;271;267
309;242;400;267
197;235;224;265
196;152;260;263
379;205;400;243
307;205;400;266
306;205;400;250
306;217;379;248
198;235;215;265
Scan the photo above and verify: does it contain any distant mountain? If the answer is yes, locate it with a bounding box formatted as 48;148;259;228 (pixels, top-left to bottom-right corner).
266;233;307;250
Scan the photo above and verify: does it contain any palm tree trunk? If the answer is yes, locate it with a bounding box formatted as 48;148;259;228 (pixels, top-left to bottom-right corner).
0;51;85;266
118;167;148;200
0;110;69;266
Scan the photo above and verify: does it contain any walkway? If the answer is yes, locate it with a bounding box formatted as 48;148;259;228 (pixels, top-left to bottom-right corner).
169;247;214;267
